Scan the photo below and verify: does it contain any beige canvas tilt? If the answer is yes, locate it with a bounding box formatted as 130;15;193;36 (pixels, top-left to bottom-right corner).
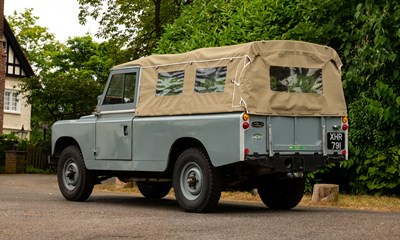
114;40;346;117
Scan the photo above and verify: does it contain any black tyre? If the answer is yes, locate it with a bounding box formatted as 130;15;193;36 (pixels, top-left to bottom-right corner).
258;175;305;210
173;148;221;213
137;181;172;199
57;145;94;201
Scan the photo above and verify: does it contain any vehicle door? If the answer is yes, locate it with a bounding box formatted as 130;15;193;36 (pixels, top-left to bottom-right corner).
95;68;139;160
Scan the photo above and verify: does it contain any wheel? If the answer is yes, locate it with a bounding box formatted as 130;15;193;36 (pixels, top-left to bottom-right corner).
137;181;172;199
173;148;221;213
57;145;94;201
258;175;305;210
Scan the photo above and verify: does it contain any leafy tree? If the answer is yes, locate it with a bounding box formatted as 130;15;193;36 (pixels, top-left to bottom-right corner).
156;0;355;53
340;1;400;194
156;0;400;194
77;0;193;59
8;9;129;142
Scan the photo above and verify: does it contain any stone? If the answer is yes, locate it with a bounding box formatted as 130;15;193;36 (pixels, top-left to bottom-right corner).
311;184;339;202
115;178;133;189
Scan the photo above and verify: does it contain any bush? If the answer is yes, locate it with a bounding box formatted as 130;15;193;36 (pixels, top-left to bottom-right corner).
0;134;28;169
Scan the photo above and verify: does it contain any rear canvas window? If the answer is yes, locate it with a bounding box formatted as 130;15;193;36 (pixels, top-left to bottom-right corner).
156;71;185;96
270;66;323;94
194;67;227;93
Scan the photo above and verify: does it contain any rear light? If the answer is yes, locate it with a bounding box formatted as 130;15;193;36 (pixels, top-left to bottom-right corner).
342;150;347;156
245;148;250;155
342;116;348;123
342;124;348;131
242;113;250;129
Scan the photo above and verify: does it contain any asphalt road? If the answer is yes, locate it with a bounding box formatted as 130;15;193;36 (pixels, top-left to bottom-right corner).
0;174;399;240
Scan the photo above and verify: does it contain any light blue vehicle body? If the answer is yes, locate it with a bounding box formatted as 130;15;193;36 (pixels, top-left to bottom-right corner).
52;66;347;179
52;41;348;212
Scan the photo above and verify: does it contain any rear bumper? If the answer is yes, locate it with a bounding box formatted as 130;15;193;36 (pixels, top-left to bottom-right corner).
244;152;345;173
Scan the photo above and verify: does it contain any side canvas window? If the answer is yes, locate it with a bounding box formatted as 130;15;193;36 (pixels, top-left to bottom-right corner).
156;71;185;96
103;72;137;105
270;66;323;94
195;66;226;93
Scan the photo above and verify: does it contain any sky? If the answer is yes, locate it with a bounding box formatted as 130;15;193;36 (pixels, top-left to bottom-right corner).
4;0;100;42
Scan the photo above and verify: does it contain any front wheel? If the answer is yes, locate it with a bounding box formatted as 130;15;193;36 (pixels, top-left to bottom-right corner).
137;182;172;199
57;145;94;201
173;148;221;213
258;175;305;210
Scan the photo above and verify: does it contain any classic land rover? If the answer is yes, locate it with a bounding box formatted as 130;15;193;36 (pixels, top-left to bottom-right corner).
52;40;348;212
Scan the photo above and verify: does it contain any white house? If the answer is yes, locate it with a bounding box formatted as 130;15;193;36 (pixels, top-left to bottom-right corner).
2;18;34;138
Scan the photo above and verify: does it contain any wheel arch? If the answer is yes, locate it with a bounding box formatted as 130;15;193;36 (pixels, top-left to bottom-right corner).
166;137;209;173
53;137;81;157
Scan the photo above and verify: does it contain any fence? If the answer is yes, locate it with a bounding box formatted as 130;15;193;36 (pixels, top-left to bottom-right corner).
26;144;51;169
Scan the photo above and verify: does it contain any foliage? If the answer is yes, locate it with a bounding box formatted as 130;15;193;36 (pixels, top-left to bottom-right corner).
77;0;193;59
156;0;400;194
0;134;27;170
7;1;400;194
155;0;355;53
340;1;400;194
8;9;130;142
25;165;54;174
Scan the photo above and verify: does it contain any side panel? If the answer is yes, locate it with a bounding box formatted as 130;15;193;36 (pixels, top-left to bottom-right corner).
131;113;242;171
52;117;96;163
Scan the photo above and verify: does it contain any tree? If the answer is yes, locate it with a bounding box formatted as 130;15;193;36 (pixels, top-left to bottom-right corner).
156;0;356;53
8;9;129;142
340;1;400;194
77;0;193;59
155;0;400;194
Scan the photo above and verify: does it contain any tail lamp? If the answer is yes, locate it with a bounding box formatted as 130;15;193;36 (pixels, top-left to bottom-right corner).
342;116;348;131
242;113;250;129
244;148;250;155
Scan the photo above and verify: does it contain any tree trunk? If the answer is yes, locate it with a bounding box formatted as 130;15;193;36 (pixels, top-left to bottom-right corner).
311;184;339;202
153;0;161;38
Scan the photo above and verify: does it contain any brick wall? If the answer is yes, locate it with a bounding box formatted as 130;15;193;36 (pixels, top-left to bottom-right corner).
0;0;5;133
5;151;26;174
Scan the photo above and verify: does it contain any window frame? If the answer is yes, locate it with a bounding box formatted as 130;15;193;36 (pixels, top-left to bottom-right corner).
269;66;323;94
98;67;140;113
194;66;227;94
4;89;21;114
155;70;185;97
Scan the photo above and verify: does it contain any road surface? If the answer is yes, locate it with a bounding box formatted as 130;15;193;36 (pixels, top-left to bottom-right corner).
0;174;399;240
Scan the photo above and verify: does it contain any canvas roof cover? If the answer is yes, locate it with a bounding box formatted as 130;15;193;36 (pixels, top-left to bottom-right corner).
115;40;346;117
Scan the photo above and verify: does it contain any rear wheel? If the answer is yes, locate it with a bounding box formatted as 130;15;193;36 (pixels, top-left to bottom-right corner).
173;148;221;213
137;182;172;199
258;175;305;210
57;145;94;201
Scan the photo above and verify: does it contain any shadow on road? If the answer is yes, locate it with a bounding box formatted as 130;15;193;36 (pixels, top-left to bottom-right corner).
83;192;313;214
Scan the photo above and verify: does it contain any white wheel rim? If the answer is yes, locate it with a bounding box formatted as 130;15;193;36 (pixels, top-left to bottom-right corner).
179;162;203;201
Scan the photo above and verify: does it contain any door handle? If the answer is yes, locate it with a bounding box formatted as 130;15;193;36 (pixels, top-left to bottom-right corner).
123;125;128;136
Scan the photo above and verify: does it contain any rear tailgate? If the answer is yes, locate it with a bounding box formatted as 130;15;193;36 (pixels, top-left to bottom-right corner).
244;116;348;159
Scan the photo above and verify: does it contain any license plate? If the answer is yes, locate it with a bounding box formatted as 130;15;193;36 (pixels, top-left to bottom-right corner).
327;132;345;150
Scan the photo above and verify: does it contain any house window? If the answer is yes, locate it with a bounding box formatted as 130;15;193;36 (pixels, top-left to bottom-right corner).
4;90;20;113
